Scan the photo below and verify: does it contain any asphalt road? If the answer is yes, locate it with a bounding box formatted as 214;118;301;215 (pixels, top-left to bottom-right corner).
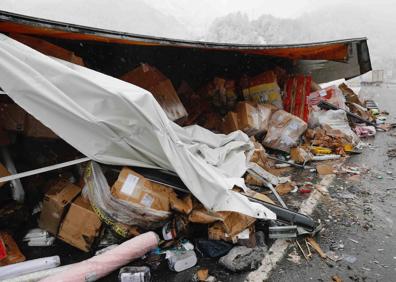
269;84;396;282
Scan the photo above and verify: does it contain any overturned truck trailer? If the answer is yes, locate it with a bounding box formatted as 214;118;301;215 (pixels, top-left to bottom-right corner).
0;11;372;220
0;11;371;84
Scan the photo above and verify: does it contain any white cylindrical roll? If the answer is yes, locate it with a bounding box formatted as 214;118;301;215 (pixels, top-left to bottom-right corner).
0;256;60;280
2;265;71;282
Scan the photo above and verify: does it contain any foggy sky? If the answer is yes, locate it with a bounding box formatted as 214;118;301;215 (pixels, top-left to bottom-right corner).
1;0;394;37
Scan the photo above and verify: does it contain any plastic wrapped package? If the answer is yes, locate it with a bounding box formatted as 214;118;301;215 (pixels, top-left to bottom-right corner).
263;110;307;153
256;104;276;133
84;162;171;233
309;110;360;145
283;75;311;122
235;102;275;136
308;85;348;110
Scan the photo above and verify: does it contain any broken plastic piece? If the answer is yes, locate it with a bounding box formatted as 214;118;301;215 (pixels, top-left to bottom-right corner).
195;239;233;258
268;225;297;239
118;266;151;282
167;250;197;272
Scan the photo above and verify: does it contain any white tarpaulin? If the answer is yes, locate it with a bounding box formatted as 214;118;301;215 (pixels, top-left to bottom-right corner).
0;34;275;219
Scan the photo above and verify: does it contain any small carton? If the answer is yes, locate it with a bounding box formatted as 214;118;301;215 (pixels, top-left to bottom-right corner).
58;196;102;252
38;179;81;235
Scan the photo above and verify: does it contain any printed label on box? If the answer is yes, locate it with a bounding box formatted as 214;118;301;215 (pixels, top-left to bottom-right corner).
140;193;154;208
120;174;139;196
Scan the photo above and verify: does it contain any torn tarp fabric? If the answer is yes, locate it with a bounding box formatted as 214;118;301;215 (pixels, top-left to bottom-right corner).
0;34;275;219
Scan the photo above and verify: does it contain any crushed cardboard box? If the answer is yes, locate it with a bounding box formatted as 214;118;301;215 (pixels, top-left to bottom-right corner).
188;204;224;224
339;83;363;106
58;196;102;252
228;102;274;136
290;147;313;164
120;63;187;121
208;218;256;245
275;182;295;196
221;112;239;134
316;164;335;176
39;179;82;235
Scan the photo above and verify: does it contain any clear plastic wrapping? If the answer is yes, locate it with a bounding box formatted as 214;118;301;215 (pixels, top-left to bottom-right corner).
84;162;171;233
263;110;307;153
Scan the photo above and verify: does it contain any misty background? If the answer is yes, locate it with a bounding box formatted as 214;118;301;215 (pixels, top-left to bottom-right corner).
1;0;395;80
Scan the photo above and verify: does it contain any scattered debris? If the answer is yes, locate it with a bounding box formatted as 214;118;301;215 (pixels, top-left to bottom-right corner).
268;225;297;239
348;238;359;244
196;268;209;281
0;17;386;281
387;148;396;158
331;275;343;282
118;266;151;282
316;164;335;176
306;237;327;259
287;250;302;265
343;255;357;264
219;246;267;272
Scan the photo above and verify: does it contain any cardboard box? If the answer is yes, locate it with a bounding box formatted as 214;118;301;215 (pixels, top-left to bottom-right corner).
111;167;171;212
0;163;10;188
188;205;224;224
169;193;193;215
120;64;188;121
0;232;25;266
217;211;256;237
58;196;102;252
39;179;81;235
0;103;58;139
221;112;239;134
24;115;58;139
236;102;260;136
208;221;255;245
241;71;282;108
0;103;27;131
263;110;307;153
11;34;85;66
